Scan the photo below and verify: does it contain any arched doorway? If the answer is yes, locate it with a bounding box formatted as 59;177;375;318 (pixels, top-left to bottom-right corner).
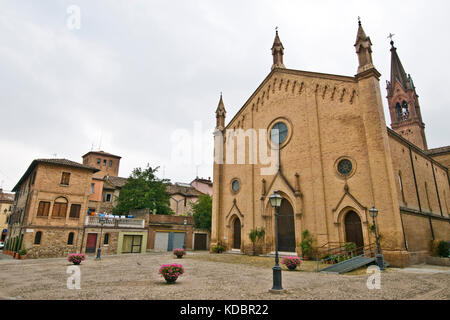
233;218;241;249
344;211;364;251
278;198;296;252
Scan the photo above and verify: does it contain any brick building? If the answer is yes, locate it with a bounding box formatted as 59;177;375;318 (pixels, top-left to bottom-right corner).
7;159;98;258
211;23;450;267
0;189;14;241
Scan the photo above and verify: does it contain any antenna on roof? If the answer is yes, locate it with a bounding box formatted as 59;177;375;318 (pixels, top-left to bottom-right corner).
52;153;57;158
90;142;94;151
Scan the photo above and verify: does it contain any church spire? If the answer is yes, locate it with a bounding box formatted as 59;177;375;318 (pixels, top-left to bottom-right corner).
354;18;375;74
385;37;428;150
387;39;414;96
271;28;285;70
215;93;226;130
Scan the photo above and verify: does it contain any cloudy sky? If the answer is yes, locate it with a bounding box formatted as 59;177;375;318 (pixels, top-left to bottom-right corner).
1;0;449;192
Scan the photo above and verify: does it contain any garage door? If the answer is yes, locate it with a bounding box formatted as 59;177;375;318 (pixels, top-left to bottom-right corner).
172;233;185;251
154;232;169;251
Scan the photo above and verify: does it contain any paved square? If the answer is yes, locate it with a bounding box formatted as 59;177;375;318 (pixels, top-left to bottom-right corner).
0;252;449;300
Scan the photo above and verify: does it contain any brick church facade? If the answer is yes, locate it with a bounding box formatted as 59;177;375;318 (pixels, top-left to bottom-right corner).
211;21;450;267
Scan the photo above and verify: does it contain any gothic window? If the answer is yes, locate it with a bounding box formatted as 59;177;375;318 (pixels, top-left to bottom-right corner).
395;103;402;120
402;101;409;119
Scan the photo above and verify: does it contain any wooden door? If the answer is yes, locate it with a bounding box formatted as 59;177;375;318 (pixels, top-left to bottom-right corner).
278;199;296;252
194;233;207;250
233;218;241;249
86;233;97;253
345;211;364;253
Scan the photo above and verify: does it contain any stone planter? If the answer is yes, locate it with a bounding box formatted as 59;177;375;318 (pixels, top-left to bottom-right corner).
426;256;450;267
176;255;183;259
287;265;297;271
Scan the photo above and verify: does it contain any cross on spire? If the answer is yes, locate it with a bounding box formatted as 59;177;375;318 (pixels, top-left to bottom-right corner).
358;16;361;25
388;33;395;46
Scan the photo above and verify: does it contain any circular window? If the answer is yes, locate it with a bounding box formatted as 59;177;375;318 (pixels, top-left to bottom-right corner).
270;122;288;144
231;179;240;193
337;159;353;176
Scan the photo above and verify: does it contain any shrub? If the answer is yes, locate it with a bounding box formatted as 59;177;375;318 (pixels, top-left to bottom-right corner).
67;253;86;265
19;249;27;256
249;227;265;255
299;230;315;259
281;256;302;270
159;263;184;283
173;248;186;257
437;241;449;258
212;243;225;253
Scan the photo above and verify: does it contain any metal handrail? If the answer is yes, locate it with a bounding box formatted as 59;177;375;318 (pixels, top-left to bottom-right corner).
315;243;377;272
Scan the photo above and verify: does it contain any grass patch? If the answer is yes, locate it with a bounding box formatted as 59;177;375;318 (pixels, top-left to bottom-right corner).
186;253;323;272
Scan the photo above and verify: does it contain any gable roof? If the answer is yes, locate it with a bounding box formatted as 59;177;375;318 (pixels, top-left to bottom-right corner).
166;184;204;197
104;176;129;189
12;159;99;192
225;68;356;130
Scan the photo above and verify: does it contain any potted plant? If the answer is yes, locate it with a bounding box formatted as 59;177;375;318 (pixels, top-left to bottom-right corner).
159;263;184;284
67;253;86;265
248;227;265;256
173;248;186;259
19;249;27;260
212;243;225;254
281;256;302;270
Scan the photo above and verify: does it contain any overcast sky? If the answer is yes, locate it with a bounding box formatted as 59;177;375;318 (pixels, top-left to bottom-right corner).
1;0;449;192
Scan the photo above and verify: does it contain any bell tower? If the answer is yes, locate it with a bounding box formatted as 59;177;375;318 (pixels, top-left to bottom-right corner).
386;38;428;150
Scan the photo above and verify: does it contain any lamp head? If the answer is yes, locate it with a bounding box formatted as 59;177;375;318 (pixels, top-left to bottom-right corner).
269;191;283;208
369;206;378;218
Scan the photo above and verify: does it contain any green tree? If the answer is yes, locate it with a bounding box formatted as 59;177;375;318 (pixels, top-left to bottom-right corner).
113;165;172;215
191;194;212;231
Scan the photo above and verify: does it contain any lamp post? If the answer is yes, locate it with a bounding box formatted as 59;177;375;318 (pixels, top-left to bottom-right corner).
269;191;284;293
183;218;187;250
369;206;385;270
96;217;106;260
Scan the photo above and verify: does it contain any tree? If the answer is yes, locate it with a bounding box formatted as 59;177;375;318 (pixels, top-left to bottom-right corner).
191;194;212;231
113;165;172;215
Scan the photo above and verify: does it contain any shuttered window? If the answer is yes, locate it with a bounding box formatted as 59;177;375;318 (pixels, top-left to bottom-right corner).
37;201;50;217
69;204;81;218
52;202;68;218
60;172;71;185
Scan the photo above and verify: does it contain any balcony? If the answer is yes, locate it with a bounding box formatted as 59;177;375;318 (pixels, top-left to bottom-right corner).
85;216;145;228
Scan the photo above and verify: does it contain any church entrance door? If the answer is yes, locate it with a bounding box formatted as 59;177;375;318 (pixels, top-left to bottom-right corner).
278;199;296;252
233;218;241;249
345;211;364;253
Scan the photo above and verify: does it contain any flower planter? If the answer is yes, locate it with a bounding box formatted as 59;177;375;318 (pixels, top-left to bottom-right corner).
159;263;184;285
164;276;179;284
287;265;297;271
67;253;86;265
176;255;183;259
20;255;26;260
14;253;20;259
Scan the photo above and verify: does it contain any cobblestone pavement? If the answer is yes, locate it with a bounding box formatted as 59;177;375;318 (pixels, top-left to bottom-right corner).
0;252;448;300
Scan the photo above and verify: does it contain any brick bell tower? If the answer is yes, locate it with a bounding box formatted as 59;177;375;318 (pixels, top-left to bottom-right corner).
386;38;428;150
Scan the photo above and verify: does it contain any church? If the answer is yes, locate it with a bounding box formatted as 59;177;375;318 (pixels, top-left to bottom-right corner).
211;21;450;267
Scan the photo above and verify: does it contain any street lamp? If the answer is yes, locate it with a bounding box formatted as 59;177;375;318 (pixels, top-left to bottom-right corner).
183;218;187;250
96;217;106;260
369;206;385;270
269;191;284;293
